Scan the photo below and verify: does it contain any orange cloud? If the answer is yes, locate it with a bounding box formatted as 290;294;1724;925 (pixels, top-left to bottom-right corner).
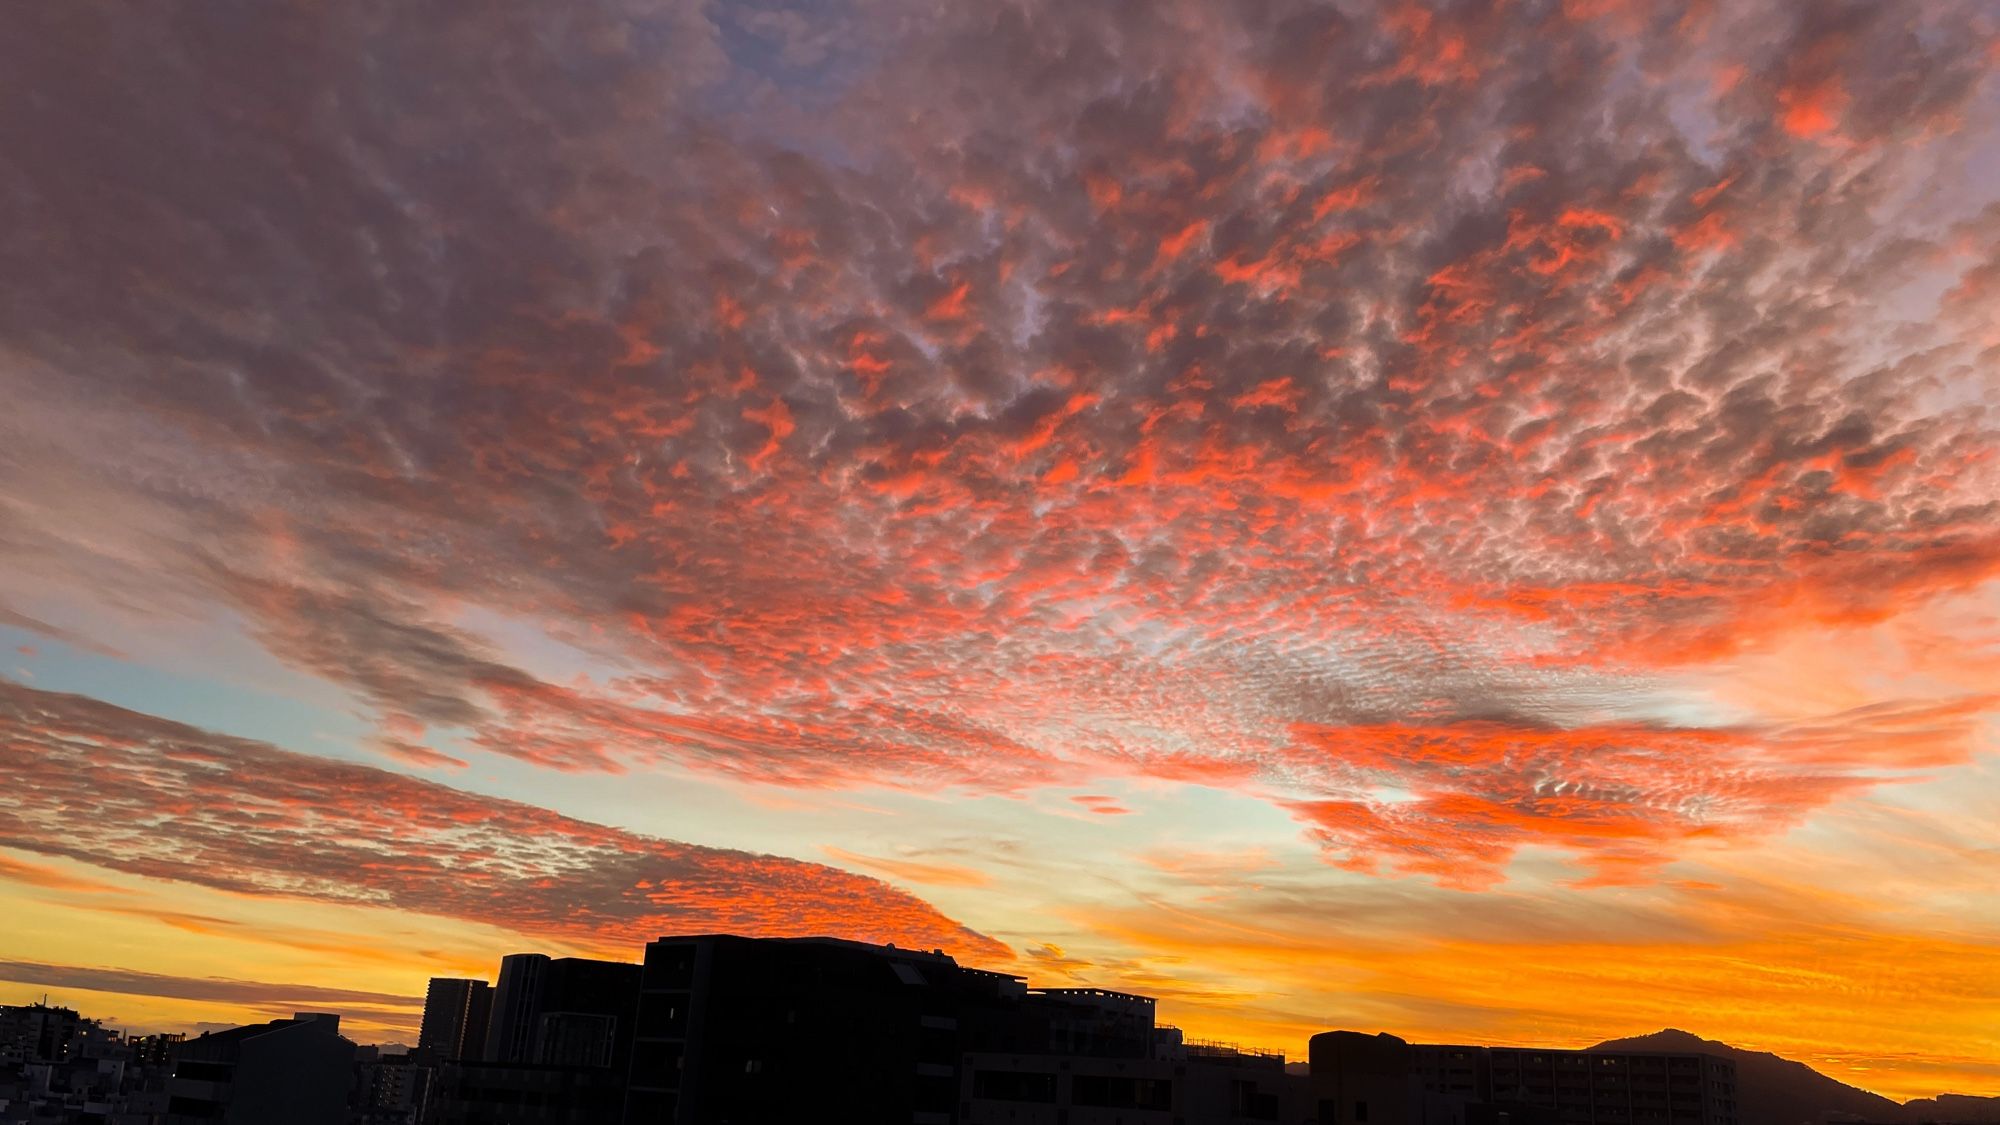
1779;77;1847;138
820;847;993;888
1;0;1997;1098
0;681;1009;962
1278;699;1990;886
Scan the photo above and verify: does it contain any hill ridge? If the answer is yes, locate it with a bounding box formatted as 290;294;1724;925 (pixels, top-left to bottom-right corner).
1591;1030;1999;1125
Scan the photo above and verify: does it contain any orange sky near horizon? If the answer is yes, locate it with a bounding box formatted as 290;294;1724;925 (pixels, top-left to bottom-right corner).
1;0;1998;1104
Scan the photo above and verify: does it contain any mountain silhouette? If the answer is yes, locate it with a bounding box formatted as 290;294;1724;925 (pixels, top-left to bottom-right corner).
1592;1030;2000;1125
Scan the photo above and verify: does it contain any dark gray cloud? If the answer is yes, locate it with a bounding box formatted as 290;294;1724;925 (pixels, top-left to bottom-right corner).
0;960;418;1014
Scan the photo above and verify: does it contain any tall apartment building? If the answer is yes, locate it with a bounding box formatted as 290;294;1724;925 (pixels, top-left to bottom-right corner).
430;953;641;1125
482;953;641;1069
1309;1032;1738;1125
417;977;492;1063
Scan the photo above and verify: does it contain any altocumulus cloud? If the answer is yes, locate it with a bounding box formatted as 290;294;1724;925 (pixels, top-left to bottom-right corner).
0;0;1996;884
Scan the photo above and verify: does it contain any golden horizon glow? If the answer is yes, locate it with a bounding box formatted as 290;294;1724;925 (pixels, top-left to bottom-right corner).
1;0;1997;1105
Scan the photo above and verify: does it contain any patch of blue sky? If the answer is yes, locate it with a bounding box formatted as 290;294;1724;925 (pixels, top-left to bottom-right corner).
2;620;375;764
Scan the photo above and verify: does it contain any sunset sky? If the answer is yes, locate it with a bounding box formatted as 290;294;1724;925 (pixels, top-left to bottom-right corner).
1;0;1998;1103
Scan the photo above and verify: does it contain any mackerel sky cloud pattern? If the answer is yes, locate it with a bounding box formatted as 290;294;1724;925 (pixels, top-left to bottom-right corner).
0;0;1998;1087
3;0;1998;871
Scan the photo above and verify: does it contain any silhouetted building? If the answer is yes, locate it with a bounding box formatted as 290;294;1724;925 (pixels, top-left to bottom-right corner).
1173;1041;1313;1124
0;1002;180;1121
963;1038;1309;1124
1030;988;1159;1059
429;1059;629;1125
352;1046;433;1125
0;1002;90;1066
622;935;1008;1124
131;1031;188;1066
484;955;548;1066
533;1011;619;1069
164;1011;355;1125
482;955;639;1070
1475;1046;1735;1125
1312;1032;1417;1125
419;979;492;1064
621;934;1308;1125
1309;1033;1738;1125
430;954;640;1125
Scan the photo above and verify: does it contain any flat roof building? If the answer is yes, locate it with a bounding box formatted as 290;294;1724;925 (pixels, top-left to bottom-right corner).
163;1012;354;1125
483;953;640;1070
622;935;1016;1124
432;953;641;1125
963;1039;1307;1125
1308;1033;1738;1125
621;933;1309;1125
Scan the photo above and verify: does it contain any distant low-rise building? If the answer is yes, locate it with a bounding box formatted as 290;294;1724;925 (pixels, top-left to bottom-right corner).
1308;1032;1738;1125
352;1045;432;1125
130;1032;187;1067
0;1003;93;1068
962;1038;1309;1125
0;1002;175;1124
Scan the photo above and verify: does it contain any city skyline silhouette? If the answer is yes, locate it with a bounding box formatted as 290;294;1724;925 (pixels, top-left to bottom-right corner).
2;0;1997;1113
